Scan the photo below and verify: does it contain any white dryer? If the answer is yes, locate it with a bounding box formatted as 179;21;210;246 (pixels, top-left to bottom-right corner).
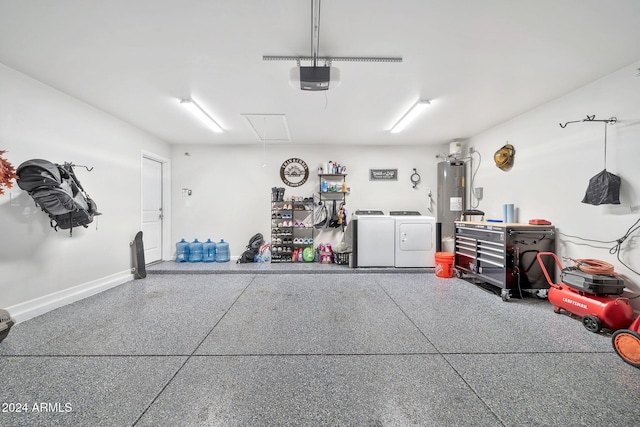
391;211;436;267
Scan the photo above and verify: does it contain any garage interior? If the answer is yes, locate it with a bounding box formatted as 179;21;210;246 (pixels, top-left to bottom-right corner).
1;1;639;425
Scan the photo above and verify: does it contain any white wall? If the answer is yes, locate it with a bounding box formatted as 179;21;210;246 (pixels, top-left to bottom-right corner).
0;63;170;320
466;60;640;307
170;144;444;253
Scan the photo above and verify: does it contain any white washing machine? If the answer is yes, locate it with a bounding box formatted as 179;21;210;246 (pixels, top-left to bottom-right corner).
352;210;396;267
391;211;436;267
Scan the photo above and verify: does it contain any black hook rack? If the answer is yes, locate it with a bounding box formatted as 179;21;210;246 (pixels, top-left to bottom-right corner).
64;162;94;172
559;115;617;128
559;115;618;171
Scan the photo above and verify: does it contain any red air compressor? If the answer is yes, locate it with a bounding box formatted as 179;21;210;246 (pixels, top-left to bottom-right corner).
536;252;634;333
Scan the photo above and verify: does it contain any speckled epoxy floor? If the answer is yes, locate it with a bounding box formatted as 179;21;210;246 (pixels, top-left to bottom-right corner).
1;271;639;426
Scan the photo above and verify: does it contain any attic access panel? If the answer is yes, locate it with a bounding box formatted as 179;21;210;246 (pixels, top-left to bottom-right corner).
242;114;291;142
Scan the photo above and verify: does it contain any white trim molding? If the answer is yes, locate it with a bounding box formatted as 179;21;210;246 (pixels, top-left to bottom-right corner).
6;270;133;324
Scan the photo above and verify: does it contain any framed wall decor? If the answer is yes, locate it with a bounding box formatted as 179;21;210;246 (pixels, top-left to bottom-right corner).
280;157;309;187
369;168;397;181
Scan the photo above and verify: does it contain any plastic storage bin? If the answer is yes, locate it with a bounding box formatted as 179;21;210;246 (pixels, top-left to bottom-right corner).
333;252;350;265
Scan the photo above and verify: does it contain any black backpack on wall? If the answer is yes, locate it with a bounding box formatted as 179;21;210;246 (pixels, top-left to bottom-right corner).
16;159;101;235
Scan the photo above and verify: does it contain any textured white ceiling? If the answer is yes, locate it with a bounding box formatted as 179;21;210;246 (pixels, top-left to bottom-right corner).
0;0;639;145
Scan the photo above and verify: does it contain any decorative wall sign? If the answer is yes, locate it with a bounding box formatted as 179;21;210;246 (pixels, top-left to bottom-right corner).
369;168;397;181
280;158;309;187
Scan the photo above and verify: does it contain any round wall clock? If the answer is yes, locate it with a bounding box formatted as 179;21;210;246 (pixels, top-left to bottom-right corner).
280;158;309;187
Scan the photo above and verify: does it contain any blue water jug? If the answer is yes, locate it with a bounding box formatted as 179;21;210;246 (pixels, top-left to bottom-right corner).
203;238;217;262
175;238;189;263
188;238;203;262
215;239;230;262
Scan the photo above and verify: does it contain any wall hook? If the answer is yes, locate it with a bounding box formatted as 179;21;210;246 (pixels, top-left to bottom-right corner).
65;162;94;172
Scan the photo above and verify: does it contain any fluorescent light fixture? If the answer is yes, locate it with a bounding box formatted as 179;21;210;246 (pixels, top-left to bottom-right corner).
390;99;430;133
180;98;223;133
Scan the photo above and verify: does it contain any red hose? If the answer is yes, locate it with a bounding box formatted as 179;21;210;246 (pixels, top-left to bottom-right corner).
574;258;615;275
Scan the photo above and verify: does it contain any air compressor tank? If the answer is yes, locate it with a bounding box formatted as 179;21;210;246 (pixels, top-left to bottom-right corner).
548;287;634;333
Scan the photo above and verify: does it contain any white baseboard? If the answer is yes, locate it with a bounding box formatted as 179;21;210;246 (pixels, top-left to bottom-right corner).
6;270;134;324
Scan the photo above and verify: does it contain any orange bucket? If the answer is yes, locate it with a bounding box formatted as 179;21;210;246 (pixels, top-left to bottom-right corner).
434;252;455;278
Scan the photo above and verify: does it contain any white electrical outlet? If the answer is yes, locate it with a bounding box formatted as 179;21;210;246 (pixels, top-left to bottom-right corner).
631;205;640;213
10;192;20;206
474;187;483;200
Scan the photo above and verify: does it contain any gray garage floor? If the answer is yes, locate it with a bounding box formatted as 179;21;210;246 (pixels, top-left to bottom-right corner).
1;265;639;426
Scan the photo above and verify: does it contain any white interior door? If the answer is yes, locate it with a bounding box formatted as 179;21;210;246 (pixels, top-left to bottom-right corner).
142;156;163;264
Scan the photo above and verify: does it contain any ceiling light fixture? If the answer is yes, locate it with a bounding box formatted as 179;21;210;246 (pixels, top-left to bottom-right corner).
180;99;223;133
390;99;431;133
